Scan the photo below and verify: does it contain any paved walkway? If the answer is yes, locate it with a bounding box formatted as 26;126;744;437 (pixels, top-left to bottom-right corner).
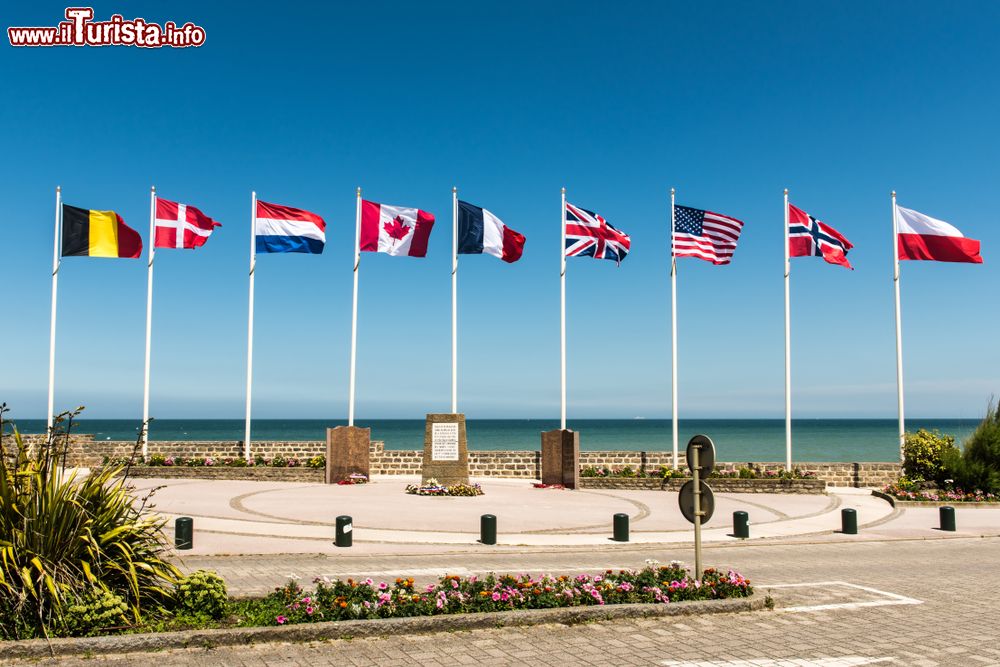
15;537;1000;666
129;476;1000;556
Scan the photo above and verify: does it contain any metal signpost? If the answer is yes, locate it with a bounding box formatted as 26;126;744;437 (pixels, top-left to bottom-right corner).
678;434;716;578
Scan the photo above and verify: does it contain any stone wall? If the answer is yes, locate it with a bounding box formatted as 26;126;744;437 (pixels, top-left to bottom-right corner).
127;466;323;482
58;435;900;488
579;477;827;494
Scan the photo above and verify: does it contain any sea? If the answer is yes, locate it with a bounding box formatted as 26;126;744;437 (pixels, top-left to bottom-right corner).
9;418;980;462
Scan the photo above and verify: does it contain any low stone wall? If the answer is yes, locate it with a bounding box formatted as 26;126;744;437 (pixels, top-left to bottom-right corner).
125;466;323;482
57;435;900;487
579;477;827;494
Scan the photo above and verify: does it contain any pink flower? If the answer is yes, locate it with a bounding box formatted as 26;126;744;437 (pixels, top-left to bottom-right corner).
451;579;459;589
378;582;388;590
491;592;501;601
276;615;287;625
306;606;314;615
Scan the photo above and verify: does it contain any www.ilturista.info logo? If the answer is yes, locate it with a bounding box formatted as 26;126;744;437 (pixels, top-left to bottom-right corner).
8;7;206;48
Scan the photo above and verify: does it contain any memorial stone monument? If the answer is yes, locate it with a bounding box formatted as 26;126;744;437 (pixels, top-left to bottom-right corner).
421;413;469;486
541;429;580;489
325;425;371;484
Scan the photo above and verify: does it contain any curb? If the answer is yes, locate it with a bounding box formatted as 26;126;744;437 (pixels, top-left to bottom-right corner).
871;490;1000;508
0;594;763;660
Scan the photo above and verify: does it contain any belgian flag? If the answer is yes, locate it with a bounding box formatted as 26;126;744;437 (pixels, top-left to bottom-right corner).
62;204;143;258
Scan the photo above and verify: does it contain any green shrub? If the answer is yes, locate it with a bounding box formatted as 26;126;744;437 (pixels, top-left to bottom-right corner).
175;570;229;620
943;401;1000;494
902;429;958;483
63;587;130;637
0;405;180;639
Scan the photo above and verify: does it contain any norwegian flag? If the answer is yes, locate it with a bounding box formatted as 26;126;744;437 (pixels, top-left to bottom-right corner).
154;198;221;249
564;202;631;265
788;203;853;269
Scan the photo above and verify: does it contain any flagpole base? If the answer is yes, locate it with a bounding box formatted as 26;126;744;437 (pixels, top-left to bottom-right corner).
541;429;580;489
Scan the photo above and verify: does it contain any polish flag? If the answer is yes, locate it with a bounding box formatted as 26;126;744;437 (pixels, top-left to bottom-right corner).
897;206;983;264
360;200;435;257
154;198;221;249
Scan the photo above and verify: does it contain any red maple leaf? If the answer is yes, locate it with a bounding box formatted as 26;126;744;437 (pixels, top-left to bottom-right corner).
383;216;411;242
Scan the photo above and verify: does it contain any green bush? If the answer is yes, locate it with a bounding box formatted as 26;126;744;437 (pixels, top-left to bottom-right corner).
175;570;229;620
0;405;180;639
63;587;130;637
944;401;1000;494
902;429;958;483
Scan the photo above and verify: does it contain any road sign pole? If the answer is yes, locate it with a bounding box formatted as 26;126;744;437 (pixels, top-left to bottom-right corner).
692;442;703;579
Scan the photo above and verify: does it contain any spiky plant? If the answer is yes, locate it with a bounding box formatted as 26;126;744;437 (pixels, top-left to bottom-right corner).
0;405;180;639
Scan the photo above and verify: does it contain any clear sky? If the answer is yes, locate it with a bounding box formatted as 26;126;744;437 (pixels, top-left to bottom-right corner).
2;0;997;421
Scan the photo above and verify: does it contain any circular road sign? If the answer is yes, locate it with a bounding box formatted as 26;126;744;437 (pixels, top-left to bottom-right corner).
686;434;716;475
678;479;715;524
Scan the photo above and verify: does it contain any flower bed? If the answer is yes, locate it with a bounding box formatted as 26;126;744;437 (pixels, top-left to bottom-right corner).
879;483;999;504
266;562;750;626
405;478;484;496
104;454;327;469
121;466;323;482
581;464;816;480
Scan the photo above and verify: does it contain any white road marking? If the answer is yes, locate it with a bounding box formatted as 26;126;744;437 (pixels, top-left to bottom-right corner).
762;581;922;613
661;659;894;666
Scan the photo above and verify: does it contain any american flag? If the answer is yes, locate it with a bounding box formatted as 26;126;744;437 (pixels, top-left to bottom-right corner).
565;202;631;265
672;205;744;265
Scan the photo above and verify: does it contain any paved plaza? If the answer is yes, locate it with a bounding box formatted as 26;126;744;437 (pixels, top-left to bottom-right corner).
9;476;1000;665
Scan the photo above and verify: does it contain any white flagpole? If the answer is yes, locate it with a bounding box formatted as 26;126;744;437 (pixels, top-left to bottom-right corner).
670;188;678;470
560;187;567;430
451;187;459;414
784;188;792;472
892;190;905;461
348;187;361;426
142;186;156;456
46;186;62;430
244;191;257;460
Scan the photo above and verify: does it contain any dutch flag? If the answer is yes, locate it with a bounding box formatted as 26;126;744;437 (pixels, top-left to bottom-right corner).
255;200;326;254
457;200;525;263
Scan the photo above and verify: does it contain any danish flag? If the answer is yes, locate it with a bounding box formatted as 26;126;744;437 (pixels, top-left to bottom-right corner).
564;202;631;265
154;198;221;249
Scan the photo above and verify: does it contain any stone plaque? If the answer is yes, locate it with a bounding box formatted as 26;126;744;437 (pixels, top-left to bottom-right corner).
431;423;460;461
421;413;469;486
325;426;371;484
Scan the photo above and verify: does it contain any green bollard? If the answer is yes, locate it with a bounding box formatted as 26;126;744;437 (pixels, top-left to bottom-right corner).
939;506;956;532
175;516;193;550
733;511;750;539
480;514;497;545
612;513;629;542
841;508;858;535
335;515;353;547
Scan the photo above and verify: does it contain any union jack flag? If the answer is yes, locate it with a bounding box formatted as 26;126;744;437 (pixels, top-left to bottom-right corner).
564;202;631;265
788;203;854;269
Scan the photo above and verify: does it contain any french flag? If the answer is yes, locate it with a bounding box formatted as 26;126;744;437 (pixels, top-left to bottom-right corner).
457;200;525;263
255;200;326;254
897;205;982;264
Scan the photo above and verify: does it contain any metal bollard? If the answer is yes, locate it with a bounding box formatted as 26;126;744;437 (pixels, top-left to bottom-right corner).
841;508;858;535
612;513;629;542
480;514;497;545
733;511;750;539
335;515;353;547
175;517;193;550
939;506;956;532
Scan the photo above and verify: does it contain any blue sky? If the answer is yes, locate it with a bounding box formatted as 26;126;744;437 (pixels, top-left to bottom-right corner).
2;0;997;421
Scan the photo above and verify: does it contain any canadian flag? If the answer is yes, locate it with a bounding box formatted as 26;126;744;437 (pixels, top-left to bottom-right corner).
897;205;982;264
360;200;435;257
155;198;221;249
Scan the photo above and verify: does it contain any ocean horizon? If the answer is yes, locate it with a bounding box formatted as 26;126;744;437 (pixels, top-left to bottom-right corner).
8;418;981;463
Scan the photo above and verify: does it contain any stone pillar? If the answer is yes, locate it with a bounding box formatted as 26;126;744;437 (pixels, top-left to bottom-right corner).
421;413;469;486
325;426;371;484
541;429;580;489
